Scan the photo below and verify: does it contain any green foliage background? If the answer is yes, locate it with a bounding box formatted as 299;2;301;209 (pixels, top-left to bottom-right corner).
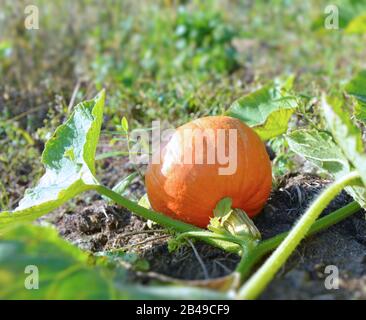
1;0;366;299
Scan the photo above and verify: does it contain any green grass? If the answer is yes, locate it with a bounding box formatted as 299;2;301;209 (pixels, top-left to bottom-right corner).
0;0;366;206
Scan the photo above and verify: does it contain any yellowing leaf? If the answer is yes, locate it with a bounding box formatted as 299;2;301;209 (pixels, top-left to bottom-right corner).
346;13;366;34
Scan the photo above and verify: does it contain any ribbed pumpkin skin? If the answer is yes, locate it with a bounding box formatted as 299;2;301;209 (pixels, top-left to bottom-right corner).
145;116;272;228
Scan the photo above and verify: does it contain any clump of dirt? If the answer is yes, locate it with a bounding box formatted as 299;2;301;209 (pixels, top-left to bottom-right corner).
51;197;239;280
141;243;239;280
49;172;366;299
53;200;166;253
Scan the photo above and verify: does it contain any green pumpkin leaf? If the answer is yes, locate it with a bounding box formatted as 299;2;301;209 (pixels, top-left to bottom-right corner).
138;193;151;209
226;78;298;140
0;223;122;299
0;91;105;229
0;223;229;299
287;130;350;176
112;172;137;194
209;197;261;242
102;172;138;203
213;197;232;218
287;129;366;208
322;96;366;188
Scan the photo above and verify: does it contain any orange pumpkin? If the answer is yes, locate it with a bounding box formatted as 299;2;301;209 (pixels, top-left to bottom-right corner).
145;116;272;228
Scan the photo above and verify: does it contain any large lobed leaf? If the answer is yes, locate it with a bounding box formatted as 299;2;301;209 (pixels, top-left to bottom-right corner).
322;96;366;188
287;95;366;208
287;129;366;208
0;91;105;228
0;223;119;299
287;130;350;176
0;223;228;299
226;78;298;140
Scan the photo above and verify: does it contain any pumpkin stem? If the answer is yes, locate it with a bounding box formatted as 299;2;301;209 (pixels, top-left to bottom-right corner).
209;197;261;246
224;209;261;242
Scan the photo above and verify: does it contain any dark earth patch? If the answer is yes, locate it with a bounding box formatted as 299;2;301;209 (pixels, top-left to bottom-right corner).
44;172;366;299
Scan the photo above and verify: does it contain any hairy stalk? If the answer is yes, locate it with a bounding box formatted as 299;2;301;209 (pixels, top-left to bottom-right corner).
233;201;360;284
175;230;246;247
237;171;361;300
257;200;361;253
